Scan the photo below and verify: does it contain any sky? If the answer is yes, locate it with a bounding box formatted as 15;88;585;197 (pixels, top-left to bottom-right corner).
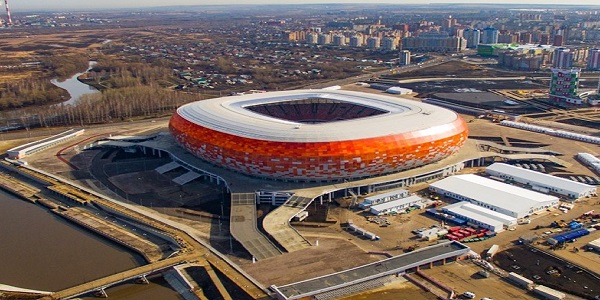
5;0;600;12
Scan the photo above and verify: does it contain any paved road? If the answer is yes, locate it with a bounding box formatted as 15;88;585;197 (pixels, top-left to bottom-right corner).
230;193;282;260
49;254;196;299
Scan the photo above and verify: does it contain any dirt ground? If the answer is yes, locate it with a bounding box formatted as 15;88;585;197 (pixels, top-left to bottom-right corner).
386;60;535;79
240;237;381;286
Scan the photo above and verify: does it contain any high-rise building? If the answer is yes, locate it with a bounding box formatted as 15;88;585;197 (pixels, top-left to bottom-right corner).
399;50;411;65
463;28;480;48
552;35;564;46
367;36;381;49
382;37;397;50
332;34;346;46
520;32;533;44
587;49;600;70
553;48;574;68
349;35;363;47
306;32;318;44
401;33;466;52
539;33;550;45
549;68;582;106
498;33;517;44
481;27;499;44
317;33;331;45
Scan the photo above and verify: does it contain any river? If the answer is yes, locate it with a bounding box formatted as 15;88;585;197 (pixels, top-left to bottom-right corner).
50;61;100;106
0;190;181;299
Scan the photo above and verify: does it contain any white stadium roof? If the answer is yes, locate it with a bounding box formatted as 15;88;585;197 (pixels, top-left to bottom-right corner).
486;163;595;194
176;90;460;143
430;174;558;214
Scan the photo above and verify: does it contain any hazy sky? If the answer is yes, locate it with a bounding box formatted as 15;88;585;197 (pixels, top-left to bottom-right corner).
6;0;600;12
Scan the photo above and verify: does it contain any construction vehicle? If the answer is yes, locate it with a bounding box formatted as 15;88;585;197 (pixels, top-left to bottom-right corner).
405;244;420;252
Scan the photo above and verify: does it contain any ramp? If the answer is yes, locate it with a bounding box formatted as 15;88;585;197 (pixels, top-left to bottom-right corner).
230;193;282;260
172;171;201;185
155;161;181;174
262;195;313;253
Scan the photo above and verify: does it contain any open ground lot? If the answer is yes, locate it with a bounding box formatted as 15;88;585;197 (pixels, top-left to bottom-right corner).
387;61;537;79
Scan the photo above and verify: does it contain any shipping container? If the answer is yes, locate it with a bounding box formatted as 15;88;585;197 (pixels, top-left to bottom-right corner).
449;226;461;232
508;272;534;288
547;228;590;245
486;245;499;259
533;285;565;300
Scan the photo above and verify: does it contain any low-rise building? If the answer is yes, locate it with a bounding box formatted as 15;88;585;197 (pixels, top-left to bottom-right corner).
442;202;516;232
358;188;409;209
369;195;423;215
429;174;559;218
486;163;597;199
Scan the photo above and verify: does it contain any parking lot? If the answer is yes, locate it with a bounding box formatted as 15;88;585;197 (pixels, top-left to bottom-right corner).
494;245;600;299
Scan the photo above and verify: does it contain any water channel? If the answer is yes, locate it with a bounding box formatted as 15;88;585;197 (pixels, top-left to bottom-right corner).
0;190;181;299
50;61;100;106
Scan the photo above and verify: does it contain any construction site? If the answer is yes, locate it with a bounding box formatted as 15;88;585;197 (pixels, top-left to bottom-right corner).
0;57;599;300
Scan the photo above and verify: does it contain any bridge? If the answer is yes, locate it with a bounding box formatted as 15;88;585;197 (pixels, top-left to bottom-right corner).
47;254;194;299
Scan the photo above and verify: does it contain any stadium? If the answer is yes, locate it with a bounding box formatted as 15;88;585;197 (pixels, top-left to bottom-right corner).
169;90;468;181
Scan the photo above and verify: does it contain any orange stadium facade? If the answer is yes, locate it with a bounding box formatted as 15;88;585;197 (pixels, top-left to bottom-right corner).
169;90;468;181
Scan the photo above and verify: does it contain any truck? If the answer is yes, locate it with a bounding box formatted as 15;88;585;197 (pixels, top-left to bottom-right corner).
486;244;499;260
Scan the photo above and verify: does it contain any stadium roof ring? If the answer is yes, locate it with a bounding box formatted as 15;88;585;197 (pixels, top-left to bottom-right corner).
169;90;468;181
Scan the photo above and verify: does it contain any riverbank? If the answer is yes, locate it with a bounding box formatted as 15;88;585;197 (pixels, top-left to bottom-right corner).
0;162;172;263
50;61;99;106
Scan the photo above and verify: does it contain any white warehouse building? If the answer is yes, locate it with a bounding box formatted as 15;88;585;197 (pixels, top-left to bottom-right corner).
369;195;423;215
429;174;559;218
359;188;409;209
442;202;517;232
486;163;597;199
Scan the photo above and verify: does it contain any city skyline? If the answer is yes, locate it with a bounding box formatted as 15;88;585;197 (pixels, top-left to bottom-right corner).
5;0;600;12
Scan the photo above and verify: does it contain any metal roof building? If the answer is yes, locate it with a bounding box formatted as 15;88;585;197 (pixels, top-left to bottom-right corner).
486;163;596;199
358;188;409;209
369;195;424;215
429;174;559;218
442;201;516;232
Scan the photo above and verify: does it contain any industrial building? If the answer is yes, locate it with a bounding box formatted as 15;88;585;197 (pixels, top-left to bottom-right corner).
578;153;600;175
486;163;597;199
369;195;424;215
429;174;559;218
441;202;517;232
358;188;409;209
